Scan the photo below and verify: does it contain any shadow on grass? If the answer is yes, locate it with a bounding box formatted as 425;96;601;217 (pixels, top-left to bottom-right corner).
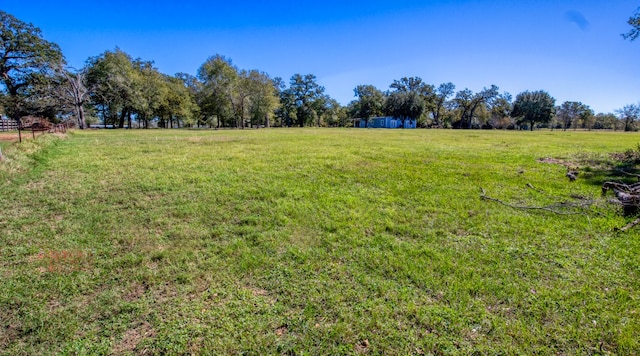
575;150;640;219
577;150;640;188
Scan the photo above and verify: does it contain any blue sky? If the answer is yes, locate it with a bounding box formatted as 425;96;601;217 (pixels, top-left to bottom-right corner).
4;0;638;113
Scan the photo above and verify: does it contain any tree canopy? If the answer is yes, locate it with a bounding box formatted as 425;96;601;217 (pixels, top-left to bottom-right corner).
556;101;592;131
0;10;63;120
53;65;91;129
428;82;455;127
511;90;556;130
623;7;640;41
353;84;385;122
616;104;640;132
452;85;499;129
281;74;325;127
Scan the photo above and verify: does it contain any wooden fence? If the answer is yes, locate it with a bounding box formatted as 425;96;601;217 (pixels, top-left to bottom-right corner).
0;119;18;131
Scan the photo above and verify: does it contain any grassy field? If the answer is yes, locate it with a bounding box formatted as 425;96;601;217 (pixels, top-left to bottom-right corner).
1;128;639;354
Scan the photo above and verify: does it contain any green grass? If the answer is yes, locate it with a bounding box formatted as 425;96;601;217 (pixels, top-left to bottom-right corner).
0;136;14;160
1;129;639;354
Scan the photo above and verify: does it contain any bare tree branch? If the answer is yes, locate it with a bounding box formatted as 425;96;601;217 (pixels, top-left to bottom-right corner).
479;187;589;215
618;216;640;232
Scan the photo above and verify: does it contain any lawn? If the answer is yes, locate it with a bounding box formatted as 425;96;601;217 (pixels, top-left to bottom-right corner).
0;128;639;354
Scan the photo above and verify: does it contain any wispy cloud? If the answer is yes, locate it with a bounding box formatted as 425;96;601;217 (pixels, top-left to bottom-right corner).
564;10;590;31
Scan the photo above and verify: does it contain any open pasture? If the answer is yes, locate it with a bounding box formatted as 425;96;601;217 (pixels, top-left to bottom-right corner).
0;129;639;354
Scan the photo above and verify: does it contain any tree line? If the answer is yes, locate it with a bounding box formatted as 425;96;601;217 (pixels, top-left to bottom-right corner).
1;10;639;131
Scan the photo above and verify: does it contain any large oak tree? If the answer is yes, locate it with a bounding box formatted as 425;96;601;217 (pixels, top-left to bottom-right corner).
353;84;385;125
616;104;640;132
511;90;556;130
0;10;63;121
282;74;325;127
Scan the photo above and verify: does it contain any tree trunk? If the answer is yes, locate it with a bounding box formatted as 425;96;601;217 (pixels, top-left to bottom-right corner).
101;106;107;128
77;105;87;129
118;110;127;129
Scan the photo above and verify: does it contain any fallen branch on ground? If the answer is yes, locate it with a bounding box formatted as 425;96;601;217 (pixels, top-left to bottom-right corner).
479;187;590;215
602;182;640;214
617;216;640;232
616;170;640;182
602;181;640;231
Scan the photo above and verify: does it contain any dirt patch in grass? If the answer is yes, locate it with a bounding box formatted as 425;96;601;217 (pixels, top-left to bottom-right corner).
537;157;578;169
123;283;148;302
247;286;269;297
243;284;277;306
112;321;155;354
355;339;370;354
609;151;640;162
0;133;19;142
0;322;21;349
275;325;288;337
0;131;65;143
151;282;179;304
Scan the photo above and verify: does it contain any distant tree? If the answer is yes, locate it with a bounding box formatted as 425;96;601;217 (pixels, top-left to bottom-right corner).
19;70;63;121
353;84;385;126
197;55;237;128
452;89;473;127
131;60;164;128
345;100;360;126
623;7;640;41
511;90;556;130
427;82;455;127
175;72;201;93
283;74;326;127
232;70;254;129
0;10;63;121
312;95;345;127
556;101;590;131
390;77;432;94
387;77;435;121
321;97;347;127
453;85;499;128
86;48;139;128
174;72;202;124
274;76;296;127
54;65;92;129
579;107;595;130
593;112;619;130
155;74;199;129
246;70;278;128
487;92;513;129
616;104;640;131
384;90;424;121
